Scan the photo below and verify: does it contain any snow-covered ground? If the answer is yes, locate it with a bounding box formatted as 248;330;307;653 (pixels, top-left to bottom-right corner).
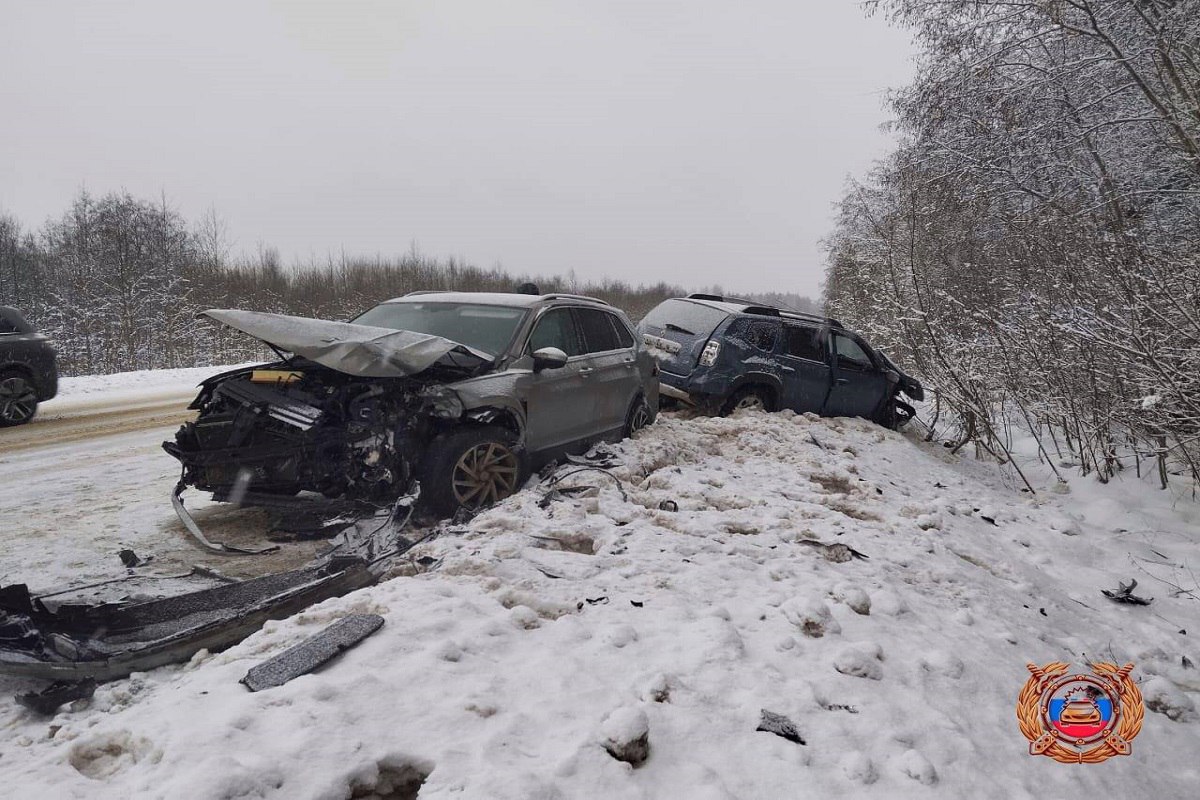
1;377;1198;798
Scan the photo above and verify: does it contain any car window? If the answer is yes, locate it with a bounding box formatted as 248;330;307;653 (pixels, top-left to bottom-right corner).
727;318;779;352
784;325;823;362
574;308;624;353
0;316;18;335
528;308;583;357
609;314;635;348
640;299;729;338
833;334;873;368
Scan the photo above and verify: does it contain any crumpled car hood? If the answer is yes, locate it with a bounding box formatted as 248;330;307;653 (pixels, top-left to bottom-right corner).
202;309;490;378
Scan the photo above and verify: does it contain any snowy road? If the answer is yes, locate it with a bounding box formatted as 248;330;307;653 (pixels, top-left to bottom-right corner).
1;390;195;453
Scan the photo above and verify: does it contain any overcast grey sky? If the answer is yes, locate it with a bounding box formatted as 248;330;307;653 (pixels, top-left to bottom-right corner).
2;1;913;297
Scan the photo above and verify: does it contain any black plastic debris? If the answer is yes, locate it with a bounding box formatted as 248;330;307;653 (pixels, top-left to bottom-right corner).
16;679;97;715
756;709;806;745
1102;579;1153;605
242;614;385;692
630;600;644;608
118;549;147;568
657;500;679;512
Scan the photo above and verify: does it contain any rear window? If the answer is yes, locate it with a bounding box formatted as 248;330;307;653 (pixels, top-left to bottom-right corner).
640;299;729;338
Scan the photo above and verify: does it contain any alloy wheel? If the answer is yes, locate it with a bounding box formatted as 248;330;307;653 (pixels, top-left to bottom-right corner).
0;376;37;425
451;441;520;509
629;403;652;435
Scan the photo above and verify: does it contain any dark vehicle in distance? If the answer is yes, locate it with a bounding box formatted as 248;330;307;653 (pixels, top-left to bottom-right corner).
637;294;923;428
0;306;58;427
165;292;658;516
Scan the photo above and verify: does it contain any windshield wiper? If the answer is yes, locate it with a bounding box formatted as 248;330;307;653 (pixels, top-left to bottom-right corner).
664;323;695;335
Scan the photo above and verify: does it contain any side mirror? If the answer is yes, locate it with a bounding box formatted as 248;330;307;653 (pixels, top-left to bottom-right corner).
532;346;568;372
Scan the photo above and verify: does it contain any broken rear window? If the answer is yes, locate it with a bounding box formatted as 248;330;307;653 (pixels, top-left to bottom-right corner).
352;302;527;356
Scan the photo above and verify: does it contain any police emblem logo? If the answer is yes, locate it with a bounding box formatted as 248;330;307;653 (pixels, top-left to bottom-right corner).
1017;661;1144;764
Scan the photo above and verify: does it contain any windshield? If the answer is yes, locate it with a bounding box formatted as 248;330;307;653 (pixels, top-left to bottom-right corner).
352;302;528;357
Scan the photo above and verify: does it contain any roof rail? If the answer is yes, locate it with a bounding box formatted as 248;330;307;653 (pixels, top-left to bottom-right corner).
403;290;443;296
540;293;611;306
687;293;838;326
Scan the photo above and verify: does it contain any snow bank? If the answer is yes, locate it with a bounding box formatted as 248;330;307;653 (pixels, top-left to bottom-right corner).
0;410;1197;798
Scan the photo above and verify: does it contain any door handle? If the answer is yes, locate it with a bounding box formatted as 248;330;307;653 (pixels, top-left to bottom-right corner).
579;367;594;375
835;378;849;385
781;366;795;373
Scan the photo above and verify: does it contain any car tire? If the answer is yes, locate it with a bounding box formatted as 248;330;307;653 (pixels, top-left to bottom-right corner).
720;385;772;416
419;425;526;517
0;370;39;427
623;395;654;438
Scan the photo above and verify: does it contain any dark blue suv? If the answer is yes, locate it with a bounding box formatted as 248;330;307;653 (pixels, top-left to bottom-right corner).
637;295;923;428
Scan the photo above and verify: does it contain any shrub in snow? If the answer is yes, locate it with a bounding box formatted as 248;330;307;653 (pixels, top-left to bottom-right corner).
833;643;883;680
601;707;650;767
781;597;841;638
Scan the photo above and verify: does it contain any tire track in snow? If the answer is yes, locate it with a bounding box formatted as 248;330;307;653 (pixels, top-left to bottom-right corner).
0;394;195;453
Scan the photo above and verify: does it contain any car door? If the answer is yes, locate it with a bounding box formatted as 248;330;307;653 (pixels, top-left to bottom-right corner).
521;307;597;452
777;323;831;413
573;307;640;435
823;332;889;419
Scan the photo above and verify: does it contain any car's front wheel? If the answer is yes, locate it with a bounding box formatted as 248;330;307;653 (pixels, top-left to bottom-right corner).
0;370;39;427
420;425;525;516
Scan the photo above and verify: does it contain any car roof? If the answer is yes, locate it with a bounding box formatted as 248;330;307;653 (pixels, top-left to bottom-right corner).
380;291;611;308
676;295;843;328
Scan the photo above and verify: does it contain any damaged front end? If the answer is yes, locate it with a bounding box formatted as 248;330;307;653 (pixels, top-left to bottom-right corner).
163;310;492;540
164;364;446;504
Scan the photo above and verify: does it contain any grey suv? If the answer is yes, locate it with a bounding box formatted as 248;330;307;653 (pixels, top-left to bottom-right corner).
0;306;58;427
637;294;923;428
165;292;658;515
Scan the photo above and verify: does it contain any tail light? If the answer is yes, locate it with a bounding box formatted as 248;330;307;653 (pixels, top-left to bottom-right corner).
699;340;721;366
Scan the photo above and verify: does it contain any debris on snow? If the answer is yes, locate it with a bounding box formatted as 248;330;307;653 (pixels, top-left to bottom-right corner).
241;613;384;692
755;709;806;745
15;679;97;716
1102;579;1153;605
117;549;149;568
795;540;869;562
601;707;650;767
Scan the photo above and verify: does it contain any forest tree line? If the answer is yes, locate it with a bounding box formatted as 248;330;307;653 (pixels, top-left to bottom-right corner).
0;191;812;376
824;0;1200;488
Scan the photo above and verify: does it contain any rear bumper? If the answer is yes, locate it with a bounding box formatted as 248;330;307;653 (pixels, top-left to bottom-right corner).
658;381;693;404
